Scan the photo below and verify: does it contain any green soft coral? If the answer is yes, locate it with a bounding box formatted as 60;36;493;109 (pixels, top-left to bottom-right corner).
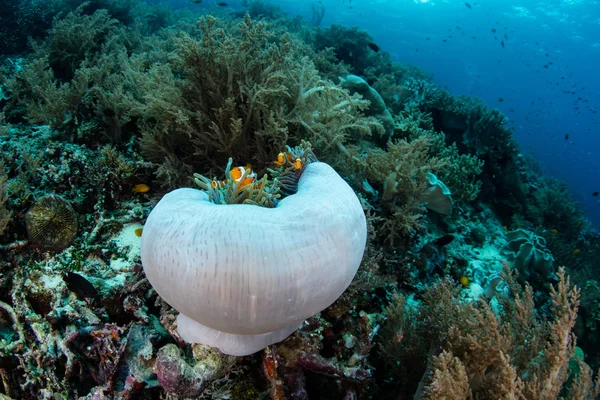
437;142;484;203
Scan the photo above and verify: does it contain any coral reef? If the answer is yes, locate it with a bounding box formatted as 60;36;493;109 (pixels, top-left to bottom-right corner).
0;2;598;399
0;0;57;55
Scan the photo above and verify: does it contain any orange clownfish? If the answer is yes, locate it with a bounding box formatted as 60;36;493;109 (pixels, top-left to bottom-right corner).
211;164;256;190
274;152;303;170
274;152;293;167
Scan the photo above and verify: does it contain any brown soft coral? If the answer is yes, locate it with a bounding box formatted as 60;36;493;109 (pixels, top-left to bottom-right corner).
350;133;448;243
139;15;382;188
379;267;599;399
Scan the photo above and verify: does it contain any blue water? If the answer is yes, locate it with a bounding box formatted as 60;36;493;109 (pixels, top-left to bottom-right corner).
264;0;600;230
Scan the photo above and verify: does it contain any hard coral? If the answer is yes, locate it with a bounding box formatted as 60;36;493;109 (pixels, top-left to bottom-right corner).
26;194;77;251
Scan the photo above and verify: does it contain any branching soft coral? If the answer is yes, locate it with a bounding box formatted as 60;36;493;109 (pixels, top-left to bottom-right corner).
403;78;520;206
436;142;484;203
38;7;119;81
140;15;382;186
418;351;472;400
378;266;600;399
396;109;484;204
350;133;448;244
7;9;156;141
526;176;584;239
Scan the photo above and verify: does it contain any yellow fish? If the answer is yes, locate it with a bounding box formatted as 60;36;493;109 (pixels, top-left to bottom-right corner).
459;276;469;287
573;249;581;256
551;229;558;234
133;184;150;193
134;228;143;237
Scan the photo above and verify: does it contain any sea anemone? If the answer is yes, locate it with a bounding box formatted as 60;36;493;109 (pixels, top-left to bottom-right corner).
141;162;367;356
26;194;78;251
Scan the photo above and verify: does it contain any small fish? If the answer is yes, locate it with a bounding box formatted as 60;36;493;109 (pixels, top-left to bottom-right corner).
573;249;581;256
491;28;496;33
274;152;293;167
592;191;599;197
134;228;143;237
503;226;508;231
498;97;504;102
551;229;558;234
65;272;98;299
433;234;455;247
230;165;255;186
465;2;472;9
212;165;256;189
274;152;303;170
459;276;469;287
501;41;505;48
565;134;569;140
190;0;202;3
133;184;150;193
367;42;379;52
216;1;228;6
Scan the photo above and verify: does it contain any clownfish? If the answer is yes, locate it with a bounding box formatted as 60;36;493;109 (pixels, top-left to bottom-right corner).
211;164;256;189
274;152;303;170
